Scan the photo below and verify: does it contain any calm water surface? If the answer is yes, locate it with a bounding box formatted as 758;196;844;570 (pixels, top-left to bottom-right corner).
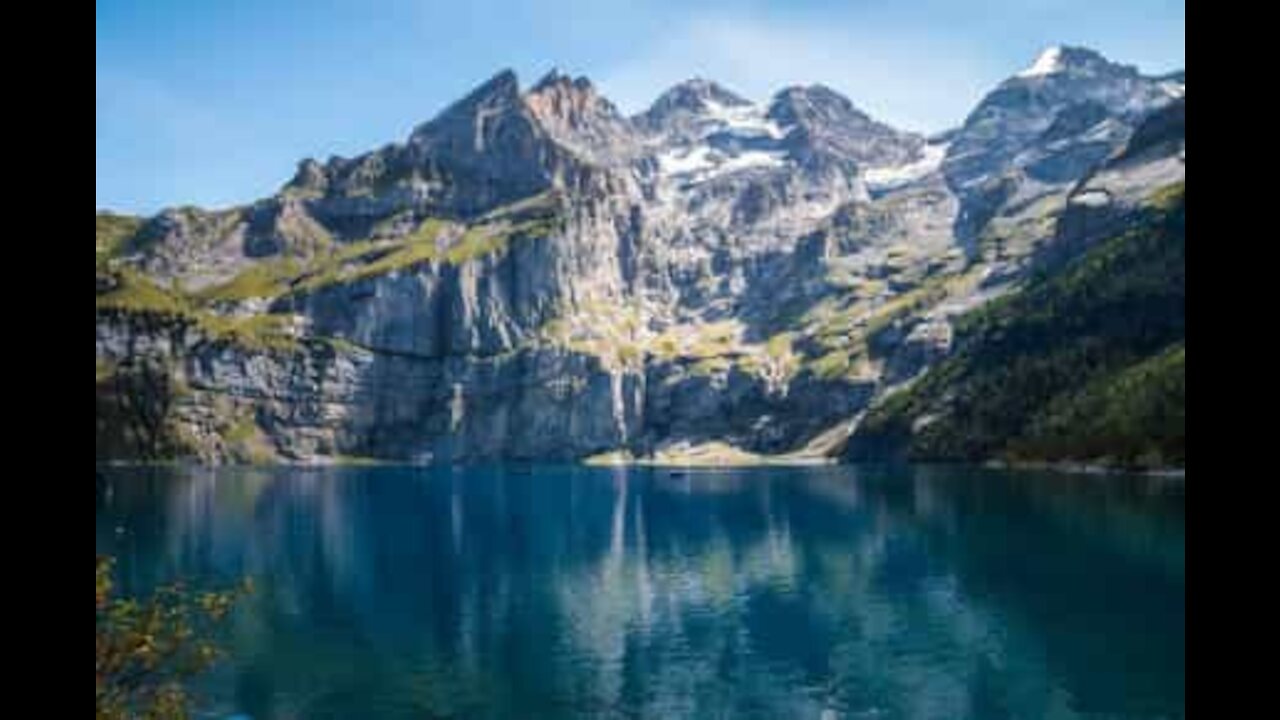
95;465;1184;719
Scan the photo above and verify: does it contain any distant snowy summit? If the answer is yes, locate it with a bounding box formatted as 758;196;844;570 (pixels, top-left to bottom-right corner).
1015;45;1123;79
1018;46;1068;77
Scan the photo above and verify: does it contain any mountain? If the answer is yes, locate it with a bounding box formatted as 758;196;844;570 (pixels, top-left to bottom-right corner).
96;46;1185;466
634;78;757;140
846;97;1186;468
523;70;641;165
944;45;1182;259
845;184;1184;467
767;84;925;170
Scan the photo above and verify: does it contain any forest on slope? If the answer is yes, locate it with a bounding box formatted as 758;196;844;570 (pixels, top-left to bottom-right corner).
846;183;1185;469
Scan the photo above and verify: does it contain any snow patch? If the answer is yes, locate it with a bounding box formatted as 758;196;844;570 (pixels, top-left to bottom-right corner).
657;138;787;183
718;150;788;174
1070;189;1111;207
1018;46;1065;78
650;97;792;184
863;142;949;191
658;146;716;175
701;99;787;140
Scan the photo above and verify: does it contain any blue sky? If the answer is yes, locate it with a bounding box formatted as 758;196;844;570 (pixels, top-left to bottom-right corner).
97;0;1184;214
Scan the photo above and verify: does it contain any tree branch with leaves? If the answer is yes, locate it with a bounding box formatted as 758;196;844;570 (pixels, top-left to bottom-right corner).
96;555;251;720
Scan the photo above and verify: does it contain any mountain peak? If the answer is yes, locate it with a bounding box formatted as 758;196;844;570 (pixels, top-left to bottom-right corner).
763;84;923;169
531;67;595;94
524;67;619;124
535;67;568;87
410;69;524;143
1014;45;1120;79
635;78;755;136
769;84;862;117
766;84;878;132
773;83;847;99
648;78;752;114
464;68;521;100
1018;46;1067;77
523;68;637;165
685;77;750;102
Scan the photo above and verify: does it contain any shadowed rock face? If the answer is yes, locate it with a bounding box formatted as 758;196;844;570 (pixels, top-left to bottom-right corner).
405;69;553;214
96;48;1185;464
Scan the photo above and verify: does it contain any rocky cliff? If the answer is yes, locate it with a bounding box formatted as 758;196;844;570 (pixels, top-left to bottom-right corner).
96;47;1185;465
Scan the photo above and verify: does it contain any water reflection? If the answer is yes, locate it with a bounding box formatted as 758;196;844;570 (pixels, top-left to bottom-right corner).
96;465;1184;720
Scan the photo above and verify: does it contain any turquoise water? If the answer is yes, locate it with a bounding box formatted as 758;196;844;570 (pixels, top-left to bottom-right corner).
95;465;1184;719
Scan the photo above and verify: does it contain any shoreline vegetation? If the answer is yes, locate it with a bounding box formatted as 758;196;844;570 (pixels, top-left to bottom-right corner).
96;555;250;720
